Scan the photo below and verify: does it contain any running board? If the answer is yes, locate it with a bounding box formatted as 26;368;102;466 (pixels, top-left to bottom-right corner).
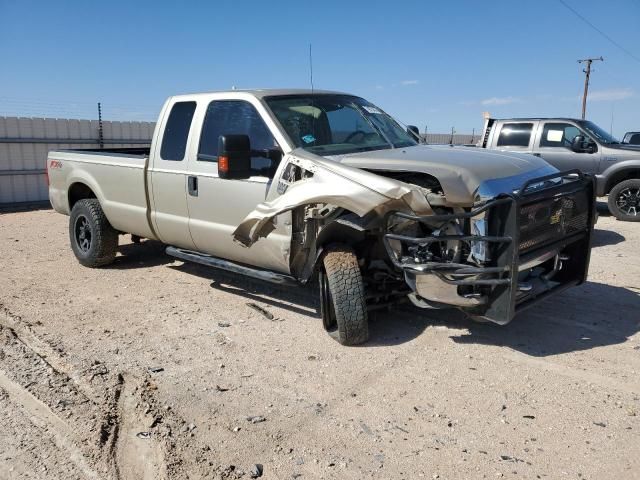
165;246;299;286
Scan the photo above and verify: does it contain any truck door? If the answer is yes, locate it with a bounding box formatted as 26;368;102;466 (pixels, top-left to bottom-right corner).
491;121;538;154
149;100;197;249
533;121;600;173
185;99;292;274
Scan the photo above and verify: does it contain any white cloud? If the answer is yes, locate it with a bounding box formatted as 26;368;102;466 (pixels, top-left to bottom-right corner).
480;96;521;106
400;80;420;86
374;85;384;90
587;88;634;102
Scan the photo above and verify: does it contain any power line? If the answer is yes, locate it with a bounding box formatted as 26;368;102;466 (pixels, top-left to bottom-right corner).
558;0;640;64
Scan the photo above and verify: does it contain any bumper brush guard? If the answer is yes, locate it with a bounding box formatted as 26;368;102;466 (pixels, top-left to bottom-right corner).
382;170;596;324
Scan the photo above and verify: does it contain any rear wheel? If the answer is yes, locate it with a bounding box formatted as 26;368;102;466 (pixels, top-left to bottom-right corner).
608;179;640;222
69;199;118;267
319;245;369;345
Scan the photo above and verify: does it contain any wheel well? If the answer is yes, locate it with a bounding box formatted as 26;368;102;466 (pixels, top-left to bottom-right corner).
68;183;96;210
315;213;371;251
606;169;640;194
294;211;372;283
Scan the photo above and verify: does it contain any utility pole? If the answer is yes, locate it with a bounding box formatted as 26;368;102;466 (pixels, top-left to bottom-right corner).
97;102;104;149
577;56;603;119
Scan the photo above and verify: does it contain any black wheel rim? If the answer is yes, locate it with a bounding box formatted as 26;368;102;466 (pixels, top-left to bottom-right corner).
616;187;640;216
319;269;337;331
74;215;92;253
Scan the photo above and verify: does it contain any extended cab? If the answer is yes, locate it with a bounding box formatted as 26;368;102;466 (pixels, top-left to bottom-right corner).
48;90;596;345
480;117;640;221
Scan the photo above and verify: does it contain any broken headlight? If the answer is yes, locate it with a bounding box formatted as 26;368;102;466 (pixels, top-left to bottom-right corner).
470;212;490;264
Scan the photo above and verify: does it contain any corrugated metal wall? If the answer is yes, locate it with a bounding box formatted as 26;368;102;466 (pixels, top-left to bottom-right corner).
0;115;478;207
0;116;154;206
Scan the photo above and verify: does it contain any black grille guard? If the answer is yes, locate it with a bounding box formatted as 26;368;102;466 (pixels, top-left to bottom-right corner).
382;170;596;323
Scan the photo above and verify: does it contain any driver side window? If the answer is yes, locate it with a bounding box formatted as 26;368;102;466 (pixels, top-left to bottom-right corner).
540;123;582;148
198;100;279;177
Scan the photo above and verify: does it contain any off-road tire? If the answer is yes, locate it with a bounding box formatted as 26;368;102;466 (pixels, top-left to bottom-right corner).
608;179;640;222
320;245;369;345
69;199;118;267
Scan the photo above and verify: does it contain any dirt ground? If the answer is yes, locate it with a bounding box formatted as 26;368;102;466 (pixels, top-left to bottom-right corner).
0;203;639;480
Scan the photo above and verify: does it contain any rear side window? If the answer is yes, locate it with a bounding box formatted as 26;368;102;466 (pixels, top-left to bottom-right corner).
160;101;196;161
497;123;533;147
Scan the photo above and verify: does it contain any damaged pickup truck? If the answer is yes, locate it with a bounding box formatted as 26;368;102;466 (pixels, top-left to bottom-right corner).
48;89;596;345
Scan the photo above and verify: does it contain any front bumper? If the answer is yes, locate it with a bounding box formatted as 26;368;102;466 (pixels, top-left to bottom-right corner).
383;170;596;324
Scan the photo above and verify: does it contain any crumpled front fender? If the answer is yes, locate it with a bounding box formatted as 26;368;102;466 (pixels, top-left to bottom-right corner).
233;150;433;247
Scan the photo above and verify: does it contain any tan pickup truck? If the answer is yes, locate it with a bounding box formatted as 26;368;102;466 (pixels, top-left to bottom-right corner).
48;89;596;345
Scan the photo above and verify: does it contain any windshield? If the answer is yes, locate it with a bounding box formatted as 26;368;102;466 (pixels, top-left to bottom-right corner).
578;120;620;145
264;94;417;156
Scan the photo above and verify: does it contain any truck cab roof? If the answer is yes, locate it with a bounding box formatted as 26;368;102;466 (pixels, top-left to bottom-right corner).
488;117;585;122
168;88;351;103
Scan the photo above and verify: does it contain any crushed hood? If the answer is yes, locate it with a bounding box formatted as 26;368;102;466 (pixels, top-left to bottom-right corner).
233;145;557;247
334;145;554;205
233;150;434;247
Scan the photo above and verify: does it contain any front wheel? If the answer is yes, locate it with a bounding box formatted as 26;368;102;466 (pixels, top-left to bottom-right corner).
608;179;640;221
69;199;118;267
319;245;369;345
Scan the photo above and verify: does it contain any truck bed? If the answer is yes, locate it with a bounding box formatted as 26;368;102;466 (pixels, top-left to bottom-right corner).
47;149;155;240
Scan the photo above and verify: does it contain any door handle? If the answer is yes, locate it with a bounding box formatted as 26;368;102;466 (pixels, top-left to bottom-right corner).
532;153;541;157
188;175;198;197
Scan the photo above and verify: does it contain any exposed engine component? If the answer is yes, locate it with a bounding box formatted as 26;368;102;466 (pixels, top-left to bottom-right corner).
388;216;468;267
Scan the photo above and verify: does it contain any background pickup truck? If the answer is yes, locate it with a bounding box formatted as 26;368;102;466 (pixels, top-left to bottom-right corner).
623;132;640;146
479;117;640;221
48;89;595;345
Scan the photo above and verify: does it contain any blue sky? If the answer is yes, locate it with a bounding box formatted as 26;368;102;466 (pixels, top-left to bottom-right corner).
1;0;639;136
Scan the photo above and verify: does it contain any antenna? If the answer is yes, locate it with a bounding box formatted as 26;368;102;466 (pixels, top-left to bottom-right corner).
610;103;614;136
308;43;317;143
309;43;314;93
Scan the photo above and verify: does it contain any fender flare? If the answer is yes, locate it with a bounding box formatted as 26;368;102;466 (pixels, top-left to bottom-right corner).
598;161;640;195
66;172;108;217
